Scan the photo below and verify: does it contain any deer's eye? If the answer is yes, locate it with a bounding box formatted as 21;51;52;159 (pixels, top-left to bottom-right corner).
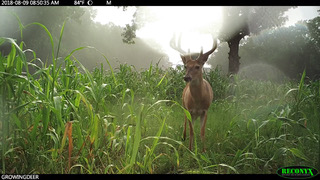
184;66;187;69
195;66;200;69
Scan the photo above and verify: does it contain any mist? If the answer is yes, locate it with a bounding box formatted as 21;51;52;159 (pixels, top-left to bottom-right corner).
0;6;320;79
1;6;320;174
0;6;171;73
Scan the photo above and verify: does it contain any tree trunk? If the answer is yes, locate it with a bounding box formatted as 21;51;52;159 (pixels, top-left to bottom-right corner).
227;35;242;74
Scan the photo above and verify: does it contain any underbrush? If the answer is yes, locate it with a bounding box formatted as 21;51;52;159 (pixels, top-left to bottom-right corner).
0;20;319;174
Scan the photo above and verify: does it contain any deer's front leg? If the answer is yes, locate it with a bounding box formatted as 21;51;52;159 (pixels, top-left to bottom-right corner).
188;115;197;150
183;115;187;141
200;111;208;152
188;119;194;150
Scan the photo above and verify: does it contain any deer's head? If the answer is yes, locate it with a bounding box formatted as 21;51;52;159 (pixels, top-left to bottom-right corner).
170;33;218;83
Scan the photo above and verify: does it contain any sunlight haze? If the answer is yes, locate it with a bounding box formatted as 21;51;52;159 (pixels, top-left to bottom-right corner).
93;6;319;67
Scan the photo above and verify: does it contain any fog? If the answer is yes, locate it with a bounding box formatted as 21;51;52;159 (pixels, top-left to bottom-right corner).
0;6;169;71
0;6;319;79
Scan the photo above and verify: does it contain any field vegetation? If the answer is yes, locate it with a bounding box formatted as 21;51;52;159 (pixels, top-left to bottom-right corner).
0;20;319;174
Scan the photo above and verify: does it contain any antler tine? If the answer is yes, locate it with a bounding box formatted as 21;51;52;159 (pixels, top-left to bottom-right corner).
203;38;218;57
196;36;218;63
170;33;187;55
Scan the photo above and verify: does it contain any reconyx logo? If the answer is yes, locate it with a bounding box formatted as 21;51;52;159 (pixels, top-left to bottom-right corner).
277;166;319;179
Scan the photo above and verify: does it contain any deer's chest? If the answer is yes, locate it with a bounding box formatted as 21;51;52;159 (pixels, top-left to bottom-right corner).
183;90;211;112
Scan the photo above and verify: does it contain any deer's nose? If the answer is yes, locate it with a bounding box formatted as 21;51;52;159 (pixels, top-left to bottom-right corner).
184;76;192;82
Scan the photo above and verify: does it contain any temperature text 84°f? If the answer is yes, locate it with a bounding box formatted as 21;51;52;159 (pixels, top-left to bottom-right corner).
74;0;84;5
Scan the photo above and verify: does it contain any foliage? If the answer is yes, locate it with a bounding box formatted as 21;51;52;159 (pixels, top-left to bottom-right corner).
219;7;292;42
210;17;320;80
0;7;169;71
306;14;320;53
121;7;295;74
219;6;293;74
0;17;319;175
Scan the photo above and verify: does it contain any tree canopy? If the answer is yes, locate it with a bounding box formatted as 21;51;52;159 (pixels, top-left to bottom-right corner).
209;15;320;80
1;7;319;79
219;6;293;74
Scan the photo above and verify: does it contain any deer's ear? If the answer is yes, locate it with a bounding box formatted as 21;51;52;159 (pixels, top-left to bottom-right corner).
196;38;218;65
197;55;209;65
181;55;187;65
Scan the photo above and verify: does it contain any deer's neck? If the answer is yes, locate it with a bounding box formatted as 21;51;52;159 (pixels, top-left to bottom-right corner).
189;76;204;98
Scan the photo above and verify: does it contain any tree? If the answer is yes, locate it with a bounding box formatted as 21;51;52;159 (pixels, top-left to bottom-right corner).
306;10;320;52
234;19;320;79
219;6;293;74
0;7;170;71
121;7;294;74
120;7;150;44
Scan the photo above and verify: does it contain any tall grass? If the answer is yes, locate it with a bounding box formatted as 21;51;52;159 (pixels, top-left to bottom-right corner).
0;19;319;174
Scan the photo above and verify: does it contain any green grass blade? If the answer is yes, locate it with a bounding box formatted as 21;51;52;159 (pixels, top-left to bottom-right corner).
130;105;144;170
92;114;100;149
10;11;25;40
53;96;64;132
155;72;167;88
298;69;306;103
125;125;132;159
289;148;310;162
150;116;166;155
26;22;55;67
56;18;68;58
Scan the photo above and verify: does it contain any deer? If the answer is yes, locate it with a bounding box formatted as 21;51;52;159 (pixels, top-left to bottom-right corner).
170;33;218;152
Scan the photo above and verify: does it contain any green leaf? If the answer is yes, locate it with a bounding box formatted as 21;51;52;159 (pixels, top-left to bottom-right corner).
204;163;239;174
4;147;18;156
92;114;100;149
0;38;26;65
11;114;21;130
155;72;167;88
53;96;63;130
125;125;132;158
26;22;55;67
7;43;16;69
144;116;167;171
75;93;81;108
0;37;5;45
74;123;84;150
298;69;306;97
56;18;68;58
130;105;143;169
31;113;41;142
289;148;310;162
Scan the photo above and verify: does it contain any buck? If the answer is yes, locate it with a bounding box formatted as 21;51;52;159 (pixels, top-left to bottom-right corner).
170;34;217;152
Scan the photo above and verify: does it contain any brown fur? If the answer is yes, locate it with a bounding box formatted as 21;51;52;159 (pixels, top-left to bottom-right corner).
182;59;214;152
171;35;218;152
180;39;217;152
